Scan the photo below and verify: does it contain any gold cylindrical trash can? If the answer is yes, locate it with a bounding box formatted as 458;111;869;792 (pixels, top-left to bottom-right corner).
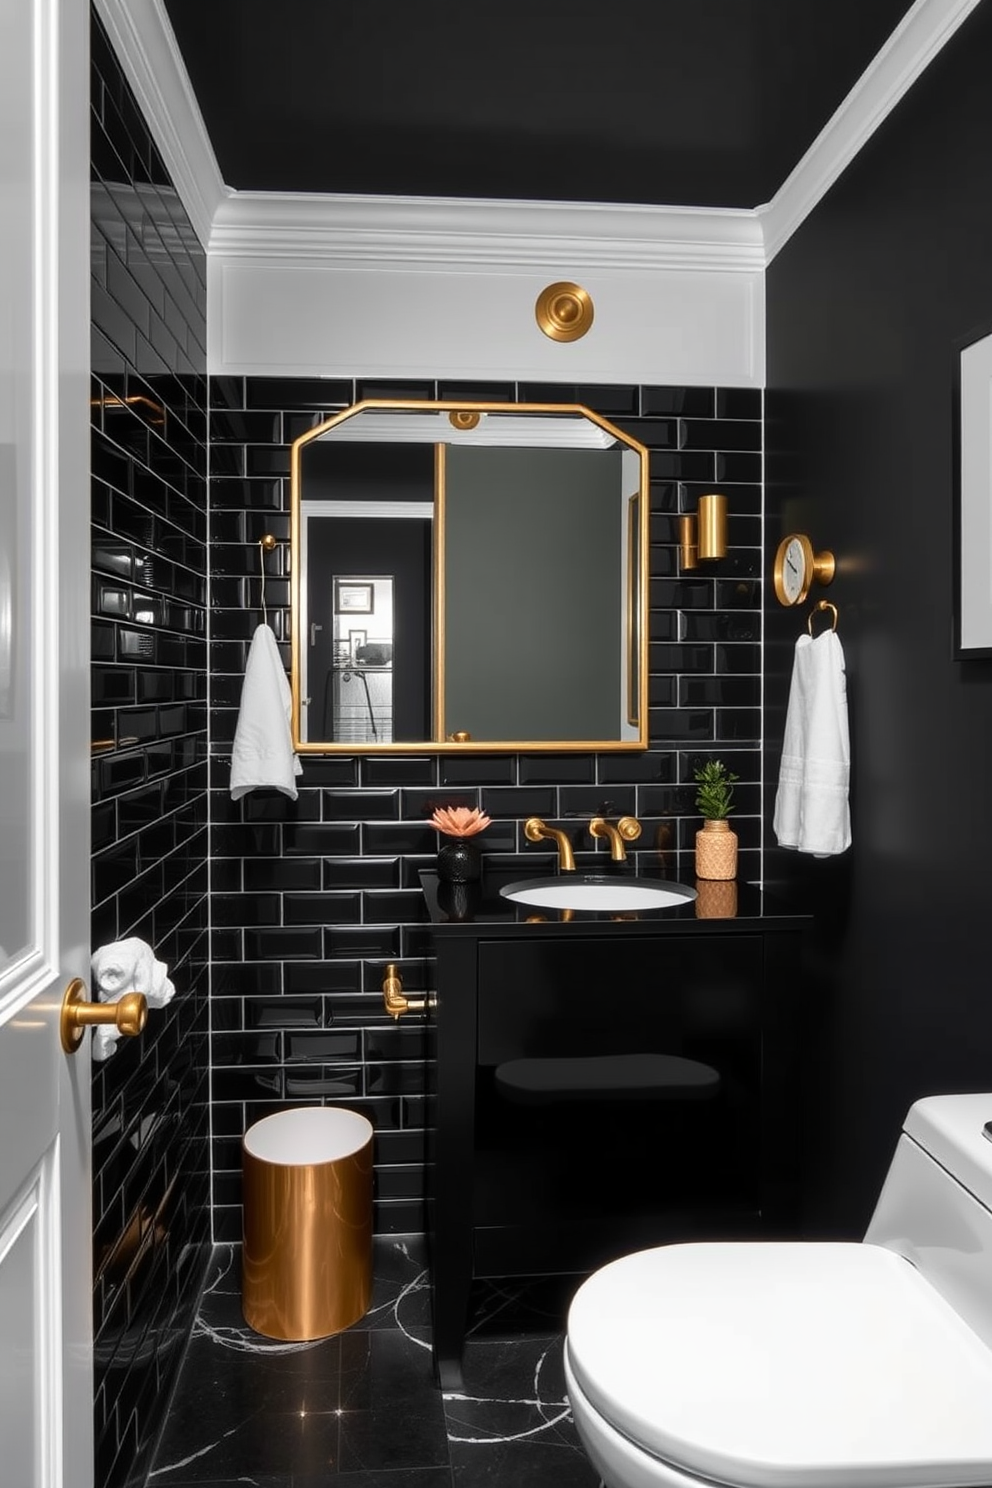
242;1107;373;1341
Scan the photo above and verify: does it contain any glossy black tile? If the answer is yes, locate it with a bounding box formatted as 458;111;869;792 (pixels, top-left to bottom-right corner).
642;385;715;416
437;377;516;402
244;927;324;961
243;856;322;892
284;890;362;925
325;925;402;960
679;675;761;707
682;609;761;642
439;756;516;786
649;674;678;705
597;750;676;784
518;755;595;785
716;450;762;482
91;23;211;1488
681;416;762;450
283;962;364;995
362;822;437;855
362;756;438;787
717;386;762;418
356;377;437;401
245;375;354;409
323;788;399;820
649;709;714;741
323;857;400;889
206;375;765;1284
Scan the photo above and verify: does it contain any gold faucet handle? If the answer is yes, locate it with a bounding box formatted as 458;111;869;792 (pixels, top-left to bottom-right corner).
589;815;642;861
382;964;436;1021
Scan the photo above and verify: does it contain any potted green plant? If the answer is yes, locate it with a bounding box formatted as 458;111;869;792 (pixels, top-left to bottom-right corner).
693;760;739;880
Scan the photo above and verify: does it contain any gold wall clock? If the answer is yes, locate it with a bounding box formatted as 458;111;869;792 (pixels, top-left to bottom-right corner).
773;533;836;606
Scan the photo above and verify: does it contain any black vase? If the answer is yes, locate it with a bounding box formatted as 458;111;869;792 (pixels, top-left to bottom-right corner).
436;879;477;921
436;838;482;884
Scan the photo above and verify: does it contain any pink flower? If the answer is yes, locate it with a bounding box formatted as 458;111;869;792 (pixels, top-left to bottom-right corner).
430;805;491;839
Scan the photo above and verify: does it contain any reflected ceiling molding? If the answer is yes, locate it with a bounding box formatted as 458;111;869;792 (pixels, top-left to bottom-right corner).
310;410;618;448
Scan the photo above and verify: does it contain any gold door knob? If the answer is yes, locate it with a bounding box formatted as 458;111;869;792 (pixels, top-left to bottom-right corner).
381;964;435;1021
60;977;148;1054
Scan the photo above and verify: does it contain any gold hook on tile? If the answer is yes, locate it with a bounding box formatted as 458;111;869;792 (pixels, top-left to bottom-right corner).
258;535;277;623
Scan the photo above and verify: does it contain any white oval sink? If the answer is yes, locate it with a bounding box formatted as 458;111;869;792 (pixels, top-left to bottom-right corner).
500;875;697;913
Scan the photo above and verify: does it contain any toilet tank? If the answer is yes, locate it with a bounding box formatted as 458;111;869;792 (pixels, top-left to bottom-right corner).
864;1093;992;1349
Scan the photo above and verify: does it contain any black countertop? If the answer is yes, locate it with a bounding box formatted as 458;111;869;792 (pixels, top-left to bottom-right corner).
420;865;812;938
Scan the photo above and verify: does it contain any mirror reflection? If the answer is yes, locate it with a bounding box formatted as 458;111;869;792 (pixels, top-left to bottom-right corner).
291;401;648;754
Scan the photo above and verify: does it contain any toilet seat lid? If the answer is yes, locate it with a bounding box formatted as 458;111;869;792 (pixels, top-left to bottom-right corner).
567;1242;992;1488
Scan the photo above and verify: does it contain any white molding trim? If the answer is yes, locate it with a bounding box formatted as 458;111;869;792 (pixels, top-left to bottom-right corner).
101;0;976;280
760;0;983;262
209;193;764;274
92;0;228;250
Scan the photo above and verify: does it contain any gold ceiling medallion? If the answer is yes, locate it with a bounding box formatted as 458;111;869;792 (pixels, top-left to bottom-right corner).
448;410;481;430
535;281;594;342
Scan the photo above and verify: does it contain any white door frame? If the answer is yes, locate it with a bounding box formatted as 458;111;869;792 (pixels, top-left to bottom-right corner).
0;0;93;1483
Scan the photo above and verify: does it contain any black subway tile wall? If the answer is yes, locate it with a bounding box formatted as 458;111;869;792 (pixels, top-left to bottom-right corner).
90;17;211;1488
208;377;763;1243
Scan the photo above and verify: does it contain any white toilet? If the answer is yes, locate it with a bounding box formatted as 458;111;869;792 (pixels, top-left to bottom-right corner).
565;1092;992;1488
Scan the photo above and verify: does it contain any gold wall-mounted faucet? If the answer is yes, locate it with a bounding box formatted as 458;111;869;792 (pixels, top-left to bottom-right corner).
382;964;436;1020
589;815;642;862
524;817;576;872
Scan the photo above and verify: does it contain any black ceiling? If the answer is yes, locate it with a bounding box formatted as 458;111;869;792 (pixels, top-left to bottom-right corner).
162;0;913;210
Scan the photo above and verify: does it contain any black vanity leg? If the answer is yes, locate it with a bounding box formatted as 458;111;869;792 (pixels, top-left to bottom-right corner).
430;937;479;1389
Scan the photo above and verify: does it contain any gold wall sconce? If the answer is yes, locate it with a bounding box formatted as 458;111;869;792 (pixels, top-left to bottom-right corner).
535;281;594;342
679;493;728;571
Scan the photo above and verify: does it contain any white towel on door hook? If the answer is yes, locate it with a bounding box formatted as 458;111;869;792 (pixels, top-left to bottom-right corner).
773;628;851;857
230;623;303;800
89;937;175;1061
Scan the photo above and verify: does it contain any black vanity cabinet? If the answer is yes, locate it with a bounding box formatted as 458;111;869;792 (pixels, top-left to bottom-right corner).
420;873;809;1389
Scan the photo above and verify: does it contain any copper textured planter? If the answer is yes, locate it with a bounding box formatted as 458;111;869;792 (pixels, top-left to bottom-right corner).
694;819;738;881
242;1107;373;1341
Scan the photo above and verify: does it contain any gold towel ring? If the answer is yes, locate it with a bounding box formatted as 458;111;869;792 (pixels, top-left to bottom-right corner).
808;599;839;635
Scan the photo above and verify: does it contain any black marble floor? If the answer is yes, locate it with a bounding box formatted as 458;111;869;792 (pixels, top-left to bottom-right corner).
147;1240;603;1488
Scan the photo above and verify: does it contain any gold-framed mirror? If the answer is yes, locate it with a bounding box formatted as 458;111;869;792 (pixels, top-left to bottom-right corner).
290;400;649;753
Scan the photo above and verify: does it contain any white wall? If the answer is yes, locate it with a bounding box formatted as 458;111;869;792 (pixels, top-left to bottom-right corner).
207;195;765;386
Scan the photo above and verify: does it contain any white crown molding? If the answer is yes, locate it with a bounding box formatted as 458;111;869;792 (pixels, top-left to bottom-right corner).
760;0;983;262
93;0;229;250
209;192;765;274
102;0;975;279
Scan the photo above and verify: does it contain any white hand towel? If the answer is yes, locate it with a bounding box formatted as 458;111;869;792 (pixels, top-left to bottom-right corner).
140;955;175;1008
90;937;175;1058
230;623;303;801
91;936;152;997
773;629;852;857
92;1026;122;1062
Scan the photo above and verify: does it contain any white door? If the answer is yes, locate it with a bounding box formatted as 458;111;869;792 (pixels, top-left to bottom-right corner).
0;0;94;1485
